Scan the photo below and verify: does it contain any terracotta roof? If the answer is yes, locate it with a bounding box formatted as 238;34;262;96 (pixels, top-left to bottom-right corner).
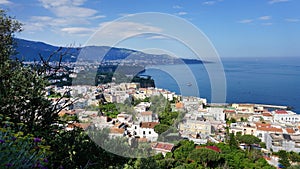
175;102;184;109
141;111;153;116
286;128;295;134
152;142;174;152
224;109;236;113
137;137;148;142
73;123;91;130
257;126;283;133
140;122;159;129
110;127;125;134
196;146;221;153
262;113;273;117
255;123;271;128
275;110;288;114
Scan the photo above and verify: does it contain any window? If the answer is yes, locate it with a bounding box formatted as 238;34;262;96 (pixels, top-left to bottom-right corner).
143;131;145;135
149;131;151;134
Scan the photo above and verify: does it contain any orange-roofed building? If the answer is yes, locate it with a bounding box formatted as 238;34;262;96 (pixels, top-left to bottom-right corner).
255;122;271;128
175;102;184;109
196;145;221;153
286;128;295;134
152;142;175;156
73;123;91;130
275;110;288;114
141;122;159;129
256;125;283;142
127;122;159;142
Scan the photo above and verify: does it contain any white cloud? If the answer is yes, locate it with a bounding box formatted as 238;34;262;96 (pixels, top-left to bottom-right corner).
146;35;170;40
85;21;163;46
91;15;106;19
52;6;97;18
173;5;182;9
0;0;11;5
38;0;97;18
177;12;187;16
202;1;216;5
39;0;85;8
258;15;272;20
238;19;253;24
98;21;162;36
61;27;94;35
262;22;273;26
268;0;289;4
285;18;300;22
94;21;162;40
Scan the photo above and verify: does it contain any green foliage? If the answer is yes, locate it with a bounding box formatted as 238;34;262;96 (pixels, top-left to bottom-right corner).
0;10;59;133
173;140;195;161
237;134;261;145
289;151;300;163
0;115;50;168
187;148;220;167
260;142;266;148
99;103;120;118
0;9;22;62
154;124;170;134
48;128;130;168
226;117;236;125
278;150;291;168
229;133;239;149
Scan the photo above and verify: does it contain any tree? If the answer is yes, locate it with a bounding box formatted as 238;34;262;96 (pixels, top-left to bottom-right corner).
0;9;63;134
187;148;220;168
173;140;195;161
0;9;22;63
154;124;169;134
229;133;239;149
289;151;300;163
278;150;291;168
237;134;261;151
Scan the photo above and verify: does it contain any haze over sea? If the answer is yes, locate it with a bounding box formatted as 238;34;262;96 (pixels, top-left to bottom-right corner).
140;57;300;113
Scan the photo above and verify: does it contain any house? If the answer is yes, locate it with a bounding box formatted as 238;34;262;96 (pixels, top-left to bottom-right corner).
231;103;255;113
117;113;132;124
134;102;151;113
152;142;175;156
182;96;205;111
266;133;300;153
272;110;300;123
109;127;125;138
206;107;226;122
127;122;159;142
179;119;212;136
229;122;256;135
138;111;158;123
262;112;273;121
255;123;283;142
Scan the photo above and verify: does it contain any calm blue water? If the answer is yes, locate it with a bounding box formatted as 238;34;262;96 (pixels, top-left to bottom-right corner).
139;57;300;113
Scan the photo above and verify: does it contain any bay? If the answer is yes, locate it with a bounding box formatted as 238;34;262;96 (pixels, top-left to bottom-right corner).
139;57;300;113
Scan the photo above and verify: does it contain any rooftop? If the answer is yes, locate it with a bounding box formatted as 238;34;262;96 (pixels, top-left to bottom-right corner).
140;122;159;129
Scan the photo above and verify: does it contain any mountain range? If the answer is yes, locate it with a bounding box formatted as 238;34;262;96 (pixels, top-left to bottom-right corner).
13;38;204;64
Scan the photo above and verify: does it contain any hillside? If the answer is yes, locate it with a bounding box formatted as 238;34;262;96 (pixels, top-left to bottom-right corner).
13;38;204;64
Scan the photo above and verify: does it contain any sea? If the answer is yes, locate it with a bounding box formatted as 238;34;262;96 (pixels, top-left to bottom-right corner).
139;57;300;113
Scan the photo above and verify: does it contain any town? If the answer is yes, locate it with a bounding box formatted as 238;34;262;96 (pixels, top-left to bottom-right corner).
48;80;300;166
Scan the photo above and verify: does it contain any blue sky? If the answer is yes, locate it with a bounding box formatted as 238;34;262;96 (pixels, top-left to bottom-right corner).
1;0;300;57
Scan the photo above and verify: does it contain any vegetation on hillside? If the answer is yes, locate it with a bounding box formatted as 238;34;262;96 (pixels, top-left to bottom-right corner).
0;9;299;169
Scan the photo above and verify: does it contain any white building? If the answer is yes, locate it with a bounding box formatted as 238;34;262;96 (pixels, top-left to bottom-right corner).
272;110;300;123
127;122;159;142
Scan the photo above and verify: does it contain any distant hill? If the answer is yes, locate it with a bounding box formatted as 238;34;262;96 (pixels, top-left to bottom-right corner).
13;38;205;64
